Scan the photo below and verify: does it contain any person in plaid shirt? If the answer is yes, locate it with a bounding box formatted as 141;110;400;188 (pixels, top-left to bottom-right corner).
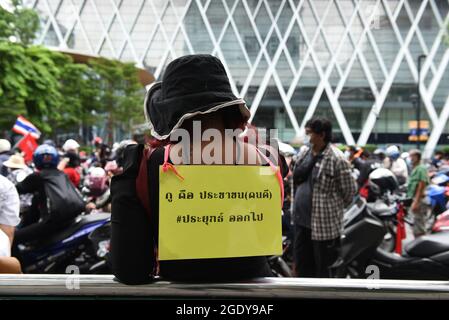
293;117;357;278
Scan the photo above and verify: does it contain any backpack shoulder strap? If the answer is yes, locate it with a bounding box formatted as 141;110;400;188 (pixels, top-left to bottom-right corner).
135;144;155;218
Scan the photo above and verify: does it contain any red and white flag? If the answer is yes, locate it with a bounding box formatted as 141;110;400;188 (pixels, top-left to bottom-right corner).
12;115;41;139
17;133;38;162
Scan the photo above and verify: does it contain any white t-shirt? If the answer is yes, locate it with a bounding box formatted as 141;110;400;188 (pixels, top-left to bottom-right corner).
0;175;20;227
0;175;20;257
390;158;409;181
0;229;10;257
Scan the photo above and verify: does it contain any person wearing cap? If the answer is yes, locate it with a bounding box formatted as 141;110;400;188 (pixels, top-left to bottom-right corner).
111;54;287;284
407;149;430;238
0;175;22;273
59;139;81;188
0;139;12;177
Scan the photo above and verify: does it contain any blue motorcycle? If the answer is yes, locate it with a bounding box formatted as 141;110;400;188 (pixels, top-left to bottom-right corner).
15;213;111;274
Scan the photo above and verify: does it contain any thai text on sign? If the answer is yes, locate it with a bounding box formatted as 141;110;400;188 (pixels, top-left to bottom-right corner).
158;165;282;260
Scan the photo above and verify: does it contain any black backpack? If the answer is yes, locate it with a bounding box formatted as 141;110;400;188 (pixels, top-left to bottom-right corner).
40;169;85;222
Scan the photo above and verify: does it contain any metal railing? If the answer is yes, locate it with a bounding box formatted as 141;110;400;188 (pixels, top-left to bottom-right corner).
1;275;449;299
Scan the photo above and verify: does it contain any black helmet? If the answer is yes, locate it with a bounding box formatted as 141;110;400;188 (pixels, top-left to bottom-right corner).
368;168;399;195
115;140;137;167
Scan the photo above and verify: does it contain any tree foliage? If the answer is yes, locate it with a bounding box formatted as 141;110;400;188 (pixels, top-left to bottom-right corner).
0;0;40;46
88;58;143;143
0;1;144;140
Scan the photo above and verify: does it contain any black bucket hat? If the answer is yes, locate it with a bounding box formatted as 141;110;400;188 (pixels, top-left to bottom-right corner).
144;54;250;140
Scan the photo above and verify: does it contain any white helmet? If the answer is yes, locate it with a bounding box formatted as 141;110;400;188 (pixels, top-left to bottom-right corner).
89;166;106;178
278;141;296;156
386;145;400;160
401;152;409;159
112;142;120;153
62;139;80;152
0;139;11;153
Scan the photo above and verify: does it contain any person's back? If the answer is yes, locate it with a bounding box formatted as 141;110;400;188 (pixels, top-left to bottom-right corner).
59;150;81;188
111;54;283;284
112;141;274;283
14;145;84;244
385;145;408;185
390;158;408;185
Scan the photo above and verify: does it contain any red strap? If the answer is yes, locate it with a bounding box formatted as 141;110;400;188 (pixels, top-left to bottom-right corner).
256;147;285;207
136;144;154;218
394;204;406;255
161;144;184;181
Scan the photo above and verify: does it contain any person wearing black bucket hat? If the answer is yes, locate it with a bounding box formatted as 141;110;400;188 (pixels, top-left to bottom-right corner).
144;54;251;140
111;54;283;284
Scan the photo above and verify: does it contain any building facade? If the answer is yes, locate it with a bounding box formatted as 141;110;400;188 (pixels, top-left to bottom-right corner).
27;0;449;157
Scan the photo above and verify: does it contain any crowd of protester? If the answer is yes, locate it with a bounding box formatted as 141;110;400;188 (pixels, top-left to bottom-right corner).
0;136;137;273
0;130;444;276
0;55;446;281
280;126;445;278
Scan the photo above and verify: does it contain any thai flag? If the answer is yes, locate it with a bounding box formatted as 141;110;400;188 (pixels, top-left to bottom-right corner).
12;116;41;139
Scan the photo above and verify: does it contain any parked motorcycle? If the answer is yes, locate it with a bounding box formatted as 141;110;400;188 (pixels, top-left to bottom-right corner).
333;196;449;280
14;212;111;274
269;235;293;277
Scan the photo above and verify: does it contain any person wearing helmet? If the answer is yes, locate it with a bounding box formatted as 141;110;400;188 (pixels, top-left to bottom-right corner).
84;167;111;213
43;139;56;147
385;145;408;185
62;139;80;153
373;148;386;162
407;149;430;238
0;139;12;177
13;145;85;245
58;139;82;188
114;140;137;167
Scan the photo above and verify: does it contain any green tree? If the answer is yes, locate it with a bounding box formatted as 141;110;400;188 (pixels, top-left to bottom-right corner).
88;58;144;144
0;43;63;132
0;0;40;46
0;0;63;134
0;1;144;141
52;54;100;132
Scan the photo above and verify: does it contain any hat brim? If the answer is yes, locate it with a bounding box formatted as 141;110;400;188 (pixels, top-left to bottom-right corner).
3;161;26;169
144;81;250;140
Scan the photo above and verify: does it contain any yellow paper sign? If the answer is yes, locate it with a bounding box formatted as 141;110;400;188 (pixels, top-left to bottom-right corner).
158;165;282;261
